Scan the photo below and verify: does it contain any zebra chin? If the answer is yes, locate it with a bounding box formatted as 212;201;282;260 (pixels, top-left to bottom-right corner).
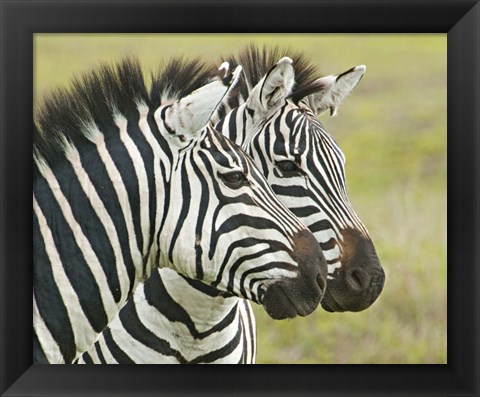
260;229;328;320
261;277;324;320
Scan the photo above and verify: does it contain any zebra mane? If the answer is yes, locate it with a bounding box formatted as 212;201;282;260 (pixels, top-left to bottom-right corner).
219;45;324;113
34;57;217;165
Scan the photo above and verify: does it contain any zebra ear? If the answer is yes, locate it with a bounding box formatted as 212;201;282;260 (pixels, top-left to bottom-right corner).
307;65;366;117
163;65;242;143
246;57;295;118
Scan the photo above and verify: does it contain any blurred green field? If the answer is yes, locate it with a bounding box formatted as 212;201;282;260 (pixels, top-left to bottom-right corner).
34;34;447;364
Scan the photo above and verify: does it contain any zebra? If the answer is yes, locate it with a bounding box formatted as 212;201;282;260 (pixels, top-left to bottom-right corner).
76;48;384;364
33;57;327;364
215;46;385;313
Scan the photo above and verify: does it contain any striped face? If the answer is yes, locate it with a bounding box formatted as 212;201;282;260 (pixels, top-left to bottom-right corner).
248;100;384;312
217;59;385;312
156;122;327;319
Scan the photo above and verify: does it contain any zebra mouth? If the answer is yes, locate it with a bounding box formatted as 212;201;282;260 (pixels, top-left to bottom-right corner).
261;281;321;320
321;289;345;312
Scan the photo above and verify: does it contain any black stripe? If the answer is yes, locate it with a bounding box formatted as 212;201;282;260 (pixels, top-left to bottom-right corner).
319;237;338;251
180;276;226;298
206;306;238;336
155;160;170;267
241;106;248;144
251;125;269;176
81;352;94;365
190;158;210;280
336;66;357;81
285;106;295;128
95;341;107;364
289;205;319;218
33;328;49;364
272;115;288;158
239;307;248;364
168;158;191;264
215;116;225;135
160;105;176;135
272;184;310;198
33;207;76;363
102;328;135;364
263;120;272;162
308;219;334;234
227;107;239;143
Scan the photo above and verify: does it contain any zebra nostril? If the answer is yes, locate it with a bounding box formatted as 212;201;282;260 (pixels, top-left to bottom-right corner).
346;268;371;292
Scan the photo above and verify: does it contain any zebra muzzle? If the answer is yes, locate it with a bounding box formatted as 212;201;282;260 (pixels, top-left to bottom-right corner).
262;229;328;320
320;228;385;313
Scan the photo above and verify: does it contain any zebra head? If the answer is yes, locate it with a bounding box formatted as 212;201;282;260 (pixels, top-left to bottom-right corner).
153;62;327;320
215;48;385;312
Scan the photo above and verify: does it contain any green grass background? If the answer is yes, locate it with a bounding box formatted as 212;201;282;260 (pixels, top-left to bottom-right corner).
34;34;447;364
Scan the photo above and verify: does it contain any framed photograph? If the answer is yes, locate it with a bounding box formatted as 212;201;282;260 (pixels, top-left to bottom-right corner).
1;0;478;396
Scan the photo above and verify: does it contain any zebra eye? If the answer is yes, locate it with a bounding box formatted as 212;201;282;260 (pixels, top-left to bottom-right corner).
219;171;248;188
276;160;299;175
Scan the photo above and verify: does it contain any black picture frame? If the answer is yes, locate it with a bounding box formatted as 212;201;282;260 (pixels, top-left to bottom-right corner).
1;0;478;396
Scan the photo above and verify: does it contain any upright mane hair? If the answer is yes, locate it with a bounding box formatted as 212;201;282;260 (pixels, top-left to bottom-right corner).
219;45;324;112
34;57;217;167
